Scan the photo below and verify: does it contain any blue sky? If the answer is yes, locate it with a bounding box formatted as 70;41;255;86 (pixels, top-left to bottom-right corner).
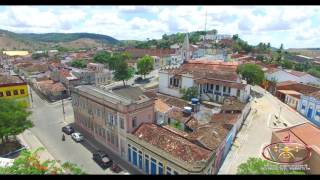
0;6;320;49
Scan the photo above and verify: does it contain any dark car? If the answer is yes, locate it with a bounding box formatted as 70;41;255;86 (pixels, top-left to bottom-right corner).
134;77;143;82
93;151;113;169
62;125;74;135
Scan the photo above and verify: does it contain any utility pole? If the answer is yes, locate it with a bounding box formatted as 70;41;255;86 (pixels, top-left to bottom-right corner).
61;93;66;122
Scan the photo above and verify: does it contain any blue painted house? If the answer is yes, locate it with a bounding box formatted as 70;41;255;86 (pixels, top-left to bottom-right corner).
297;91;320;127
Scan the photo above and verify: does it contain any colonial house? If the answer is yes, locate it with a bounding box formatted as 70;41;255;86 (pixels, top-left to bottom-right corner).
159;60;250;103
297;91;320;127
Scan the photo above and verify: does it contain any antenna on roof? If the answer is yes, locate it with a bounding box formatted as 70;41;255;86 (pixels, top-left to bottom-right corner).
204;9;207;56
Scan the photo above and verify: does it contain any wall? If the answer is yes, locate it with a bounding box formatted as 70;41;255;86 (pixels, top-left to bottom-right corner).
297;95;320;127
126;104;155;133
159;71;181;98
181;75;194;89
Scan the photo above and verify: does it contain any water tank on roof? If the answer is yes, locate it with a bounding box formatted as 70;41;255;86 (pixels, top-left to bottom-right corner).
191;98;199;105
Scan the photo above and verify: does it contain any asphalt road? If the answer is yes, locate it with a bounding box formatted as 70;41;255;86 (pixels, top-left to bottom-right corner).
28;86;114;174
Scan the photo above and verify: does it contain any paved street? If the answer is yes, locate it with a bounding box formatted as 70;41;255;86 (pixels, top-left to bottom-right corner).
26;86;114;174
218;85;308;174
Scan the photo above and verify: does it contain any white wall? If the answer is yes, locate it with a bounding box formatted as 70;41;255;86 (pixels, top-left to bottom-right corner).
181;75;194;89
159;71;182;97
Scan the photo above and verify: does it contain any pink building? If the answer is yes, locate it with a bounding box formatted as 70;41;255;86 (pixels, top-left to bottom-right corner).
71;85;155;160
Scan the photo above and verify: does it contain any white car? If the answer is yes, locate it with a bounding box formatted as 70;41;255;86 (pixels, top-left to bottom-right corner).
71;132;84;142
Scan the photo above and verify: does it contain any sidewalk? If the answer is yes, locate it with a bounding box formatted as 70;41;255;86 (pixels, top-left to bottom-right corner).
17;130;60;166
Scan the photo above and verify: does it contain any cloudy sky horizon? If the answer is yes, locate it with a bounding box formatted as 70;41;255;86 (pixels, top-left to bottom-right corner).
0;6;319;49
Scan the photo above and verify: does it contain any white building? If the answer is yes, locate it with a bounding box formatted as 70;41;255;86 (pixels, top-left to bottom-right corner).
265;68;320;85
159;60;250;103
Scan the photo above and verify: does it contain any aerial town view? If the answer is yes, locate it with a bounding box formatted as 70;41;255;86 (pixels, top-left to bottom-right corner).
1;5;320;175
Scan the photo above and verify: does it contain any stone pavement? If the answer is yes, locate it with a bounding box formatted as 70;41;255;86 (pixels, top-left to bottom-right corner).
17;130;61;166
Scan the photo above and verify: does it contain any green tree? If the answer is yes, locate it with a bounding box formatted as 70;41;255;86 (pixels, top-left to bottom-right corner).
237;157;305;175
137;55;154;79
113;60;134;87
93;51;111;65
179;86;199;101
0;148;85;174
70;59;87;69
307;68;320;78
0;99;32;145
237;63;265;85
281;59;293;69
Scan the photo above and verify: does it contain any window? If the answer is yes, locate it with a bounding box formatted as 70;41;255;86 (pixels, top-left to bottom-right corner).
158;162;163;175
132;148;138;167
302;104;306;110
210;84;214;90
128;145;131;163
215;85;219;91
151;158;157;175
132;117;137;128
145;155;149;174
6;91;11;96
166;166;172;175
237;89;241;97
13;90;18;95
97;109;100;117
120;118;124;129
20;89;25;94
223;86;226;92
0;92;3;97
170;78;173;86
138;151;143;170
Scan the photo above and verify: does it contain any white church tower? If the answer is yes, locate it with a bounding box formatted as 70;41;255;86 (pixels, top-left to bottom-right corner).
181;33;190;64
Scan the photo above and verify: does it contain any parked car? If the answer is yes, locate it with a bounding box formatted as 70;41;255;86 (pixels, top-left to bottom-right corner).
134;77;143;82
71;132;84;142
92;151;113;170
62;125;74;135
110;164;123;173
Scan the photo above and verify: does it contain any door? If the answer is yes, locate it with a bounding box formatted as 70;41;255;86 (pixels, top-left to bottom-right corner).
307;107;313;119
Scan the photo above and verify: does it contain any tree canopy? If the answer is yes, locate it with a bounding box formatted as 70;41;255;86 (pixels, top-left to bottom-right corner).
237;157;305;175
179;86;199;101
93;51;111;65
70;59;87;69
237;63;265;85
137;55;154;78
113;60;134;87
0;148;85;175
0;99;33;145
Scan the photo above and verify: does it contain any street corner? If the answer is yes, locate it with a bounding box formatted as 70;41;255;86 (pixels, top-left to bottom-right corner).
268;113;291;129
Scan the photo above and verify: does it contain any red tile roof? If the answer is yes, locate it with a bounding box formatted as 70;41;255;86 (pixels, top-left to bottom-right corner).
308;90;320;99
155;98;171;113
133;123;211;163
166;60;240;82
274;122;320;150
276;81;320;94
167;107;192;124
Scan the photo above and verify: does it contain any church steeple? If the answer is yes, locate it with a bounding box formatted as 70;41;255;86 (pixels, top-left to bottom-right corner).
181;32;190;63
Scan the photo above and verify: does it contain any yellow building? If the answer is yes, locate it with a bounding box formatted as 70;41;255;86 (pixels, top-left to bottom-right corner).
2;51;29;57
0;75;29;107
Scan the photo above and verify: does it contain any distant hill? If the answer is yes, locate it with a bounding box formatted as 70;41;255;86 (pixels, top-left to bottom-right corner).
0;29;120;51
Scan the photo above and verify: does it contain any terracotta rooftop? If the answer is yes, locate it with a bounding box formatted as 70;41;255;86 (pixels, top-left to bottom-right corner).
165;60;240;82
308;90;320;99
155;98;171;113
133;123;211;163
211;113;240;127
186;123;229;151
0;75;24;85
276;81;320;95
220;99;247;112
167;107;192;124
274;122;320;150
156;93;190;109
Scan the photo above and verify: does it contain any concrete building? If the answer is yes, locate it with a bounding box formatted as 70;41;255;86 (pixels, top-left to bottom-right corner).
0;74;29;107
297;91;320;127
71;85;155;160
159;60;250;103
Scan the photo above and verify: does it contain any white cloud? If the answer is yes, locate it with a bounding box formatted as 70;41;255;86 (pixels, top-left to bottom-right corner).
0;6;320;48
